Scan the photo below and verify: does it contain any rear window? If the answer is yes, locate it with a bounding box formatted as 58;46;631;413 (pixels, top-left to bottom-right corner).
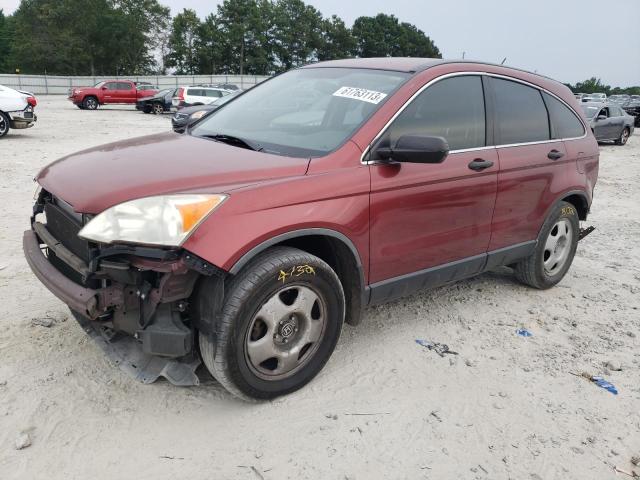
542;93;585;139
492;78;550;145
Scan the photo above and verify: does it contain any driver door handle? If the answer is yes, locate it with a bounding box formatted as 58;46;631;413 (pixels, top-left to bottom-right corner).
547;149;564;160
468;158;494;171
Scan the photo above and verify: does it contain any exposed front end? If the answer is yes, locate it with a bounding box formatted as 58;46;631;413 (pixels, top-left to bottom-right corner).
23;189;223;386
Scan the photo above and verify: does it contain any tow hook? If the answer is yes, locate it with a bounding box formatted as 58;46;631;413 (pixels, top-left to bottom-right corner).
578;226;595;241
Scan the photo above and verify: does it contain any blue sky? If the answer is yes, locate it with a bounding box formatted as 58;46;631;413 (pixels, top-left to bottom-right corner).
2;0;638;86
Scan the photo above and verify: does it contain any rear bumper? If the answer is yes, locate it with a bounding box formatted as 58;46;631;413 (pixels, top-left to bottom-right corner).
23;229;102;318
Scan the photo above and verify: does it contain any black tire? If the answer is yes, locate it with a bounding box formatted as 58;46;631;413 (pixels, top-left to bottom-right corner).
142;106;152;114
615;127;630;145
514;201;580;289
198;246;345;400
82;96;98;110
77;105;85;110
0;111;9;138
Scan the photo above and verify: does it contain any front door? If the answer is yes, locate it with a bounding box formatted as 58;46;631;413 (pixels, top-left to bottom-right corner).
369;75;498;291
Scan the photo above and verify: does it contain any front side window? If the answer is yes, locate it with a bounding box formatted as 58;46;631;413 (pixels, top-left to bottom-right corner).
383;75;486;151
542;92;585;139
191;68;409;157
492;78;550;145
188;89;204;97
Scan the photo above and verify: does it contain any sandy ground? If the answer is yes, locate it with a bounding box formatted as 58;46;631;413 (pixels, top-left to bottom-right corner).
0;96;638;479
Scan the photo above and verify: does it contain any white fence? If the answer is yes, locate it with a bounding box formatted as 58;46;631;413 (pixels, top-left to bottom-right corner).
0;74;270;95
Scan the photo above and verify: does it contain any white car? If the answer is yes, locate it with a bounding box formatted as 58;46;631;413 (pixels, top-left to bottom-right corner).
172;86;232;109
0;85;37;138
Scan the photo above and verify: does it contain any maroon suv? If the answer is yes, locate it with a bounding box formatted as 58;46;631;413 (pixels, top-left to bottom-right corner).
24;58;599;400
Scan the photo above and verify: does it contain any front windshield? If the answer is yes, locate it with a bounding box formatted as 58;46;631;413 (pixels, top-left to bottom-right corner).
190;67;410;157
93;81;105;88
157;88;172;96
581;105;600;118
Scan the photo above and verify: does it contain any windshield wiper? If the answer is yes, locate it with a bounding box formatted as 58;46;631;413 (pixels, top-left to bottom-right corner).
198;134;263;152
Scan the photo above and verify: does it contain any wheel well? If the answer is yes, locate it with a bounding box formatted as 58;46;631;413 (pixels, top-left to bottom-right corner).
274;235;364;326
562;193;588;220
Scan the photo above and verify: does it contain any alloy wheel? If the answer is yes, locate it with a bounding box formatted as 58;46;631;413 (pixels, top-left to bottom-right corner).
621;128;629;145
153;103;164;115
245;285;326;380
0;115;7;136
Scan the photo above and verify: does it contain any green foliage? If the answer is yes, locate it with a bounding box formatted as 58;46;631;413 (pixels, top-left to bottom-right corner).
566;77;640;96
165;9;201;74
352;13;441;58
1;0;443;75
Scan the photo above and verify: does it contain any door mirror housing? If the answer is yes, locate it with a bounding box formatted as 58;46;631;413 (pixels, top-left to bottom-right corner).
374;135;450;164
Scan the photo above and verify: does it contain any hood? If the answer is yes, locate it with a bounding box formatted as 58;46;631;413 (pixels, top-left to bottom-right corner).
37;132;310;214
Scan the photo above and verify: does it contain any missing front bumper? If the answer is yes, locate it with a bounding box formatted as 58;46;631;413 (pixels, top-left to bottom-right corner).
72;311;201;386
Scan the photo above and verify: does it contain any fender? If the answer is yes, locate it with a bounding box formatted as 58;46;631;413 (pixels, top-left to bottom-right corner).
537;189;590;237
229;227;369;307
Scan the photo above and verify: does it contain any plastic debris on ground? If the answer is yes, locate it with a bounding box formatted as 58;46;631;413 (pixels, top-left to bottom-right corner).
516;328;533;337
570;371;619;395
415;339;458;357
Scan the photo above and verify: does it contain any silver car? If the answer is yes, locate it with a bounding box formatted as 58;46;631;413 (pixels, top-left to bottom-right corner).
581;102;634;145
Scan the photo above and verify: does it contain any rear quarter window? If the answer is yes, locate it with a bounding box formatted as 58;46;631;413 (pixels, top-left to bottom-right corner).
492;78;550;145
542;92;585;139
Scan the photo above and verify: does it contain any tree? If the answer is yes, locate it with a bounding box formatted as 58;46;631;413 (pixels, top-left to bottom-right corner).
271;0;323;71
352;14;440;58
165;9;201;74
0;10;14;72
316;14;355;61
196;14;222;74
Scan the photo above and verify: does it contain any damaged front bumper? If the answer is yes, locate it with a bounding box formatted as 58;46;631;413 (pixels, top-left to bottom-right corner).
23;191;226;386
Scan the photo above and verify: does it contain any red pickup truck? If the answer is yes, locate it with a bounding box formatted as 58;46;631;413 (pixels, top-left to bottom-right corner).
68;80;158;110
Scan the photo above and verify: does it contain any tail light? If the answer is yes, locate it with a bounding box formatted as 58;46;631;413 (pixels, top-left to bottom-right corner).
177;88;184;101
27;96;37;107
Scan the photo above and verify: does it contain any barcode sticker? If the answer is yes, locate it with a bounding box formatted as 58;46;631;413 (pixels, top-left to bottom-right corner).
333;86;387;104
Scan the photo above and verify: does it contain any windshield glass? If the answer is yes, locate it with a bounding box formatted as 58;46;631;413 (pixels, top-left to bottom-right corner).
581;105;600;118
93;81;105;88
157;88;172;96
190;68;410;157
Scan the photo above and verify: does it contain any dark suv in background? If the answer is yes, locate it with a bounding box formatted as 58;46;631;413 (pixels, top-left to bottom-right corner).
24;58;599;400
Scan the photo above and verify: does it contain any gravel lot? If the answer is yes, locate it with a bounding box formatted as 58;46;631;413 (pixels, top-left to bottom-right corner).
0;96;638;479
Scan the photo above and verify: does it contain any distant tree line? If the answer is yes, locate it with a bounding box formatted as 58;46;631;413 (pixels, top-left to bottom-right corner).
0;0;441;76
565;77;640;96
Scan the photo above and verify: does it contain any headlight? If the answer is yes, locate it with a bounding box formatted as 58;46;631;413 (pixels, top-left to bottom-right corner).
78;194;227;246
190;110;208;120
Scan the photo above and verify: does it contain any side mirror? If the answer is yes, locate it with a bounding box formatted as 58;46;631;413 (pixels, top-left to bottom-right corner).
101;86;108;90
374;135;449;164
596;115;607;121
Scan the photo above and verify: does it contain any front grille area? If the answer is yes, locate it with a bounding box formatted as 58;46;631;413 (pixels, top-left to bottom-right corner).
41;197;101;288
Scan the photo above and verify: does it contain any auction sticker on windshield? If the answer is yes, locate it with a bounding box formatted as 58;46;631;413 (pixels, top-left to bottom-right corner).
333;86;388;104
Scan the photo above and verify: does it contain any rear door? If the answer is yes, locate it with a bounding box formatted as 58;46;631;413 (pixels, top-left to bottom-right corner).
369;75;498;287
118;82;136;103
102;82;119;102
487;77;570;250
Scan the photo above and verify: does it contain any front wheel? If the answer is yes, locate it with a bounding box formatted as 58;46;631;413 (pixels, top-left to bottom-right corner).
615;127;630;145
0;111;9;137
152;103;164;115
198;247;345;400
514;201;579;289
82;96;98;110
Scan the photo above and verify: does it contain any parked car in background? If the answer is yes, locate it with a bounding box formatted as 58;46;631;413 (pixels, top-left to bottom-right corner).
172;86;232;109
68;80;159;110
196;83;241;91
24;58;599;400
0;84;37;138
582;93;606;103
621;98;640;127
171;90;242;132
581;102;635;144
136;88;177;114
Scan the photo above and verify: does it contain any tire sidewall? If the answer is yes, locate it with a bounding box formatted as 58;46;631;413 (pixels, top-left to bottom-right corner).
83;97;98;110
534;202;579;287
0;111;9;137
212;251;345;399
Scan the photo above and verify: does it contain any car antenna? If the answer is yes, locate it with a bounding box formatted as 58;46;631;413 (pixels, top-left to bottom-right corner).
500;57;507;65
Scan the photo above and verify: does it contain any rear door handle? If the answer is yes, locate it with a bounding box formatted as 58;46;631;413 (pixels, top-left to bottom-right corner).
468;158;494;171
547;149;564;160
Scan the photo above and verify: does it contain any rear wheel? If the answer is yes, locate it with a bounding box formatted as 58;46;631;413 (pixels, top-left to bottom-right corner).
198;247;345;400
82;96;98;110
515;201;579;289
0;112;9;137
615;127;630;145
